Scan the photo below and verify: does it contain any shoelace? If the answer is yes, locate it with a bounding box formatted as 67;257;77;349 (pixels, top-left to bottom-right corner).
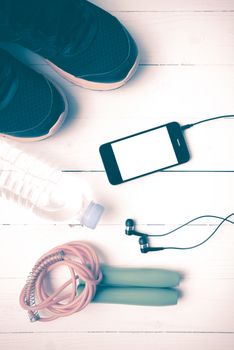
0;0;96;57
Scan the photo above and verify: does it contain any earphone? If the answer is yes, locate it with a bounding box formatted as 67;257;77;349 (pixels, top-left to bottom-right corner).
125;213;234;253
125;219;164;252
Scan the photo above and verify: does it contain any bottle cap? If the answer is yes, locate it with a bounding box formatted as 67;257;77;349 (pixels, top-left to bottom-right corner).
80;201;104;229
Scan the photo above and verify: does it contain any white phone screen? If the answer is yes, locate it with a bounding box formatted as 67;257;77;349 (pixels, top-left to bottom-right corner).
111;127;178;180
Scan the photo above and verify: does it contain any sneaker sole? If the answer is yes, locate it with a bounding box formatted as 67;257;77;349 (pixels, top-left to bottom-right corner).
0;80;68;142
46;55;140;91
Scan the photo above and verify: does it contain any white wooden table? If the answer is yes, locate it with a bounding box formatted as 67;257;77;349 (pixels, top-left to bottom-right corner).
0;1;234;349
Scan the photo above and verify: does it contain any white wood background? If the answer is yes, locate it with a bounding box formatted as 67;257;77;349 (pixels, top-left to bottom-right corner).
0;0;234;349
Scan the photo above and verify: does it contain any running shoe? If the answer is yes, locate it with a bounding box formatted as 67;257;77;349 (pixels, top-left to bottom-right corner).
0;48;67;141
0;0;139;90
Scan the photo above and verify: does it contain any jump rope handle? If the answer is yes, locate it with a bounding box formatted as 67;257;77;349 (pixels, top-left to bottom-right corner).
80;265;181;288
78;285;179;306
78;265;181;306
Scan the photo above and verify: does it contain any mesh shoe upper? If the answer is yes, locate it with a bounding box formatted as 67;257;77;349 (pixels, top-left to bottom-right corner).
0;49;65;138
0;0;138;83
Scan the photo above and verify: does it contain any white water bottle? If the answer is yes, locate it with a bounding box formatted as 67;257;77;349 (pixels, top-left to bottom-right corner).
0;140;104;229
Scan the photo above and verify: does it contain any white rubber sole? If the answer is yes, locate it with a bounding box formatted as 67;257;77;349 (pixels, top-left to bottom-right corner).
0;81;68;142
46;55;140;91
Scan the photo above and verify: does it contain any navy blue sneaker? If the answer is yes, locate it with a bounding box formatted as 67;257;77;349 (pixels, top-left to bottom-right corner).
0;48;67;141
0;0;139;90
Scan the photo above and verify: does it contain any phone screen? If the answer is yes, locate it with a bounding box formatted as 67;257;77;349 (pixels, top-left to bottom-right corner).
111;126;178;180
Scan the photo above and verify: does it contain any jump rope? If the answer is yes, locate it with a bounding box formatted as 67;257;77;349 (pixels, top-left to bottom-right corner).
19;241;181;322
20;212;233;322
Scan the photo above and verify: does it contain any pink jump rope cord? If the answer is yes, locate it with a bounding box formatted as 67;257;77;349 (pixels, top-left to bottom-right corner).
19;241;103;322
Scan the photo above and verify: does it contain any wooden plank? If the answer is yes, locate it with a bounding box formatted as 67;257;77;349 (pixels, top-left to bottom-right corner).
0;333;234;350
5;64;234;171
0;223;233;277
117;12;234;65
0;172;233;224
0;275;233;332
1;224;234;332
0;2;233;344
1;222;233;333
2;11;234;66
92;0;234;12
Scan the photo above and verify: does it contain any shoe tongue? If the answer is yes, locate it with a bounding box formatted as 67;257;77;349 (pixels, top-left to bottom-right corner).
0;54;19;110
3;0;97;57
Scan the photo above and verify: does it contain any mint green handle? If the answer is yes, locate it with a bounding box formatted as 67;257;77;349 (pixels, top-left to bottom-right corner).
80;265;181;288
78;285;179;306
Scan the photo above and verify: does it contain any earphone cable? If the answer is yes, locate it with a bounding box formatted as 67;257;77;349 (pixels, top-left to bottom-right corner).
145;214;234;238
151;213;234;251
182;114;234;130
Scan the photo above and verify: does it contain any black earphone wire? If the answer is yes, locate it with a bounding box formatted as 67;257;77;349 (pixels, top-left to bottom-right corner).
182;114;234;130
126;114;234;251
176;114;234;248
144;214;234;238
146;213;234;250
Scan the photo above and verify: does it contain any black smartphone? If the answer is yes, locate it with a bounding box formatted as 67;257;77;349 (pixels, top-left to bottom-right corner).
99;121;190;185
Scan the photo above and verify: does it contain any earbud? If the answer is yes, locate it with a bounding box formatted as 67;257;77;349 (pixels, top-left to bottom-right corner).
139;235;149;253
125;218;144;237
138;236;164;253
125;219;135;235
